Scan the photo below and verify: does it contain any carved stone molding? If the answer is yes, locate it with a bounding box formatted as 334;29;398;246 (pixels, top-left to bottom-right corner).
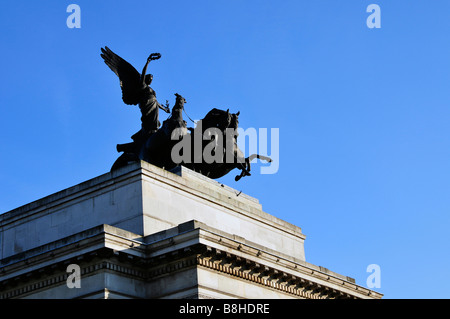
195;247;357;299
0;223;382;299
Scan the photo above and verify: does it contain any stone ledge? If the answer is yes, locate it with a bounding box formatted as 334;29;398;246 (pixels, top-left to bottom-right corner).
1;161;304;241
169;165;259;204
0;224;142;269
0;221;382;299
0;164;142;227
139;161;305;239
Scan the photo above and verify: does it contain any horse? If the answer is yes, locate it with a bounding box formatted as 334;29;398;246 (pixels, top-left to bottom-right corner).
181;108;272;181
112;95;272;182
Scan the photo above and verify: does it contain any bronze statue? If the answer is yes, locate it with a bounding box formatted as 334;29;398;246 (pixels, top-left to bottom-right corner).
100;47;170;155
181;108;272;181
101;47;272;181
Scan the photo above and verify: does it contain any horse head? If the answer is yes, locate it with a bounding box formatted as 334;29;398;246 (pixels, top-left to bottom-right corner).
200;108;232;132
230;111;240;129
174;93;187;109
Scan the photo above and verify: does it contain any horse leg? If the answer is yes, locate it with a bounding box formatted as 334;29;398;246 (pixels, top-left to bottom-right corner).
246;154;272;173
234;154;272;181
234;157;251;181
235;169;247;181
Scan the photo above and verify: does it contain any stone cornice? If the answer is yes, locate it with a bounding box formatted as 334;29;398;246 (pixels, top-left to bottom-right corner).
140;162;306;240
0;165;141;228
0;222;382;299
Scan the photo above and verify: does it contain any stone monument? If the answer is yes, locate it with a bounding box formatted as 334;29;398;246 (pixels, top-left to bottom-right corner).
0;48;382;299
0;162;381;299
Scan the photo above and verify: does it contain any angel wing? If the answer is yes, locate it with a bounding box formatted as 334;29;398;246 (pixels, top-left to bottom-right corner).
100;46;143;106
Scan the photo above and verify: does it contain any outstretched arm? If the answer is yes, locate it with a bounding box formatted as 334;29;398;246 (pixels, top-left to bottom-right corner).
141;53;161;86
158;100;171;113
140;58;151;86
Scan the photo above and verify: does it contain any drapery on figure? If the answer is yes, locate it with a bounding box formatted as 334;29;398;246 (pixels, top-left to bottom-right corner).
100;46;170;153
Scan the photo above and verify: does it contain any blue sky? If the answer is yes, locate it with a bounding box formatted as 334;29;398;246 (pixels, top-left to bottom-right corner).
1;1;449;299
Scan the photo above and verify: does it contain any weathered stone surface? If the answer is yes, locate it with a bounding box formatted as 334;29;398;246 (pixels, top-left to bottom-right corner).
0;161;305;261
0;162;382;299
0;222;382;299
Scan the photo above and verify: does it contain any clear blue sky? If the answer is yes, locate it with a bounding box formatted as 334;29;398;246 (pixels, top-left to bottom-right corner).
1;1;449;299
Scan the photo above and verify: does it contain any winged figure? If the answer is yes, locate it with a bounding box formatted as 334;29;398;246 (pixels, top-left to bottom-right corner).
100;46;170;153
